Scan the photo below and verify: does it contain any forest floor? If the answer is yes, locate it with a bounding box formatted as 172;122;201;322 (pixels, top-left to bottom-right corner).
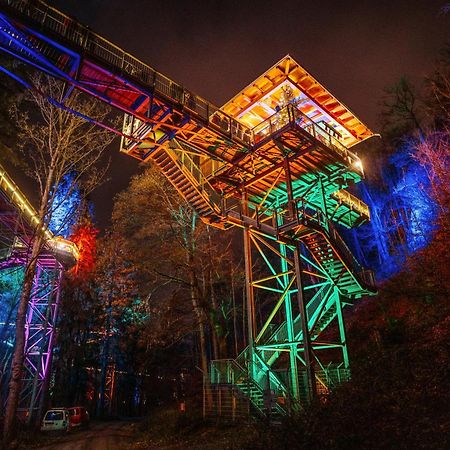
129;409;260;450
15;414;256;450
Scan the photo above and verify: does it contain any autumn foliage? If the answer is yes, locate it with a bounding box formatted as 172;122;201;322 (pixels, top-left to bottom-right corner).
69;219;99;281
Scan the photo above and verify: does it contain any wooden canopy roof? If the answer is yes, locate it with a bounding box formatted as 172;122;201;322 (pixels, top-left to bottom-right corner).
221;55;374;148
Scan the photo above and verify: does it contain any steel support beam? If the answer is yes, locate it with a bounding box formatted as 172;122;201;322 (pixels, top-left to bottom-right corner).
284;157;316;400
242;193;256;379
335;288;349;369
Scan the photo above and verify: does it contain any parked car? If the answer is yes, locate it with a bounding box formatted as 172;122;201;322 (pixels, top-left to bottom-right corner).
68;406;90;428
41;408;71;432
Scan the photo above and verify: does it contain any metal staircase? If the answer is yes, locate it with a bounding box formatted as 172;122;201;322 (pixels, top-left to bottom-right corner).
150;145;222;222
208;358;288;420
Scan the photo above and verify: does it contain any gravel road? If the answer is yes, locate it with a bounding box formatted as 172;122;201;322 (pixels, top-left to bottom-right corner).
37;420;139;450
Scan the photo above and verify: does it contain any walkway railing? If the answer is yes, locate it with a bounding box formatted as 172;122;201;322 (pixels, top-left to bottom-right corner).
0;163;79;264
0;161;51;240
220;195;375;290
0;0;252;146
169;142;222;209
210;357;288;417
332;189;370;219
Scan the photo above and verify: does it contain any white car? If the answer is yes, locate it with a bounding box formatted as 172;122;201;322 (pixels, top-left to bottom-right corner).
41;408;71;432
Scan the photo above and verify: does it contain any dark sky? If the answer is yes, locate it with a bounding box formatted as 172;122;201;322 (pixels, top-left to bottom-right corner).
27;1;450;227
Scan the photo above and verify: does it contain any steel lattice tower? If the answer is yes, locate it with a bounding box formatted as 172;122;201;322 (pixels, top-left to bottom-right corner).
0;0;377;418
0;163;78;423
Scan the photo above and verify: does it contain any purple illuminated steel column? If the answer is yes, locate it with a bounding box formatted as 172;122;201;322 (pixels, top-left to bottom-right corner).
18;254;63;424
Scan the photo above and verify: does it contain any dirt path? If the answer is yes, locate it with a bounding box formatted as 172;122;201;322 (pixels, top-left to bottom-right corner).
37;420;139;450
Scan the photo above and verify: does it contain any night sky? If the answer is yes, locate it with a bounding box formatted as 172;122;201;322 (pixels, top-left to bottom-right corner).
22;1;450;227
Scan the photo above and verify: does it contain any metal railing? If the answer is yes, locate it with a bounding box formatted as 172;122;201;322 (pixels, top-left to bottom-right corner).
315;366;350;389
0;0;252;147
262;286;334;347
0;162;52;240
332;189;370;219
210;359;247;385
220;195;375;290
203;381;251;421
210;357;288;417
278;198;375;289
253;103;362;171
0;162;79;264
174;146;222;207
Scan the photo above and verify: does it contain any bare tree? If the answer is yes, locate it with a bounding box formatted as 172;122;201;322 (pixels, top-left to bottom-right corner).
111;167;242;394
426;47;450;125
3;74;115;442
413;130;450;216
380;78;424;141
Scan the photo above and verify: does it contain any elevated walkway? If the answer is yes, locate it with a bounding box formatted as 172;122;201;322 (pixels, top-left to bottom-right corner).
0;162;79;421
0;162;79;265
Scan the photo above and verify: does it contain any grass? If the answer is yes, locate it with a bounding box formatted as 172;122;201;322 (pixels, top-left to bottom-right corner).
130;403;263;449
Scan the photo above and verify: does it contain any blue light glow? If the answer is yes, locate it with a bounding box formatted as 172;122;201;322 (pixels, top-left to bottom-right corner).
48;172;82;238
344;142;437;280
0;266;24;348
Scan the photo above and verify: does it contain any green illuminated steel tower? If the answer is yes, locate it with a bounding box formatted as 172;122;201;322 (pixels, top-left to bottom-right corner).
203;57;377;416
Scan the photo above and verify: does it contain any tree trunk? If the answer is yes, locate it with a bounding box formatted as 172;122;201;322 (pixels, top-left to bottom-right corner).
206;227;220;359
185;213;210;401
190;278;208;378
3;165;52;442
206;269;220;360
242;283;247;348
189;268;211;408
218;336;227;360
3;234;43;442
97;296;112;417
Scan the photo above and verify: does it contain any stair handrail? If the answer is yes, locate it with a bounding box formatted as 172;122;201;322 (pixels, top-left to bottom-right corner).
326;221;376;289
162;143;222;213
265;284;334;347
252;352;289;396
233;347;290;400
294;199;376;290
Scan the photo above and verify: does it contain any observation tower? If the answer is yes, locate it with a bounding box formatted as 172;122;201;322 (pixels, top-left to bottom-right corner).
0;0;377;420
